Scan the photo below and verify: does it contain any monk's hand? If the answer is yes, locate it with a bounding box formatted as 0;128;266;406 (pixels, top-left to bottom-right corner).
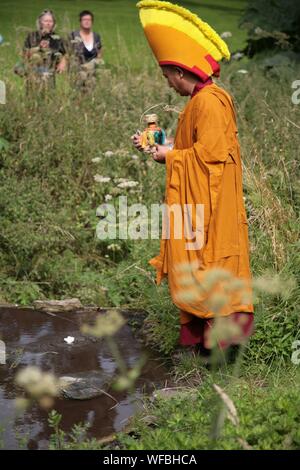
151;144;168;164
131;132;143;152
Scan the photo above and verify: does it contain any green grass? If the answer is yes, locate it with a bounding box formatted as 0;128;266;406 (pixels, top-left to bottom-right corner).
119;363;300;450
0;0;300;451
0;0;247;69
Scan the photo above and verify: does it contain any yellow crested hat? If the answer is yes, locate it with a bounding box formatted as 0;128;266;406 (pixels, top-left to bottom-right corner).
137;0;230;81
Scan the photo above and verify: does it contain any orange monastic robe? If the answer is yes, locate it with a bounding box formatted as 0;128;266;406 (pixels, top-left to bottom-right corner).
149;83;254;325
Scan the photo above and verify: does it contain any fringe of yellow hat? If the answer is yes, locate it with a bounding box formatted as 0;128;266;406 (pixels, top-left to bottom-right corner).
137;0;230;81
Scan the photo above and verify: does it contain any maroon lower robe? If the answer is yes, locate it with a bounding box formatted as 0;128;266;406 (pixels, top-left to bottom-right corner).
180;312;254;350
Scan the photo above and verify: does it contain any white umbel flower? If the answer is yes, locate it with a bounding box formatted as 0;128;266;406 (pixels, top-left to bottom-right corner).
220;31;232;39
94;174;111;183
117;180;139;189
104;151;114;157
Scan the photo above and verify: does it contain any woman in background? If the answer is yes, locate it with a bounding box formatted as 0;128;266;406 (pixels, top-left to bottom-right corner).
19;10;66;91
69;10;103;91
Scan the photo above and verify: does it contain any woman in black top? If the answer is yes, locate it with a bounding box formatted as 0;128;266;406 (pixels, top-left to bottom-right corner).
70;10;102;65
69;10;103;91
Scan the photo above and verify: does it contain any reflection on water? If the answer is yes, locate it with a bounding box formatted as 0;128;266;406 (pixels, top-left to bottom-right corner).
0;307;169;449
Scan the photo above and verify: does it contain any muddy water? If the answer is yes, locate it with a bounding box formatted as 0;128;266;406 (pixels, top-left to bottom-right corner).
0;307;169;449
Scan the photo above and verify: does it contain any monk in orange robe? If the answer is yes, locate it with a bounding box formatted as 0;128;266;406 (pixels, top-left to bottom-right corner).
133;1;254;353
133;66;254;352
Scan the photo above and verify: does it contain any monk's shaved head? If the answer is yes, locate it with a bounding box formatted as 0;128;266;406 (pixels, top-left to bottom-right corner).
161;65;199;96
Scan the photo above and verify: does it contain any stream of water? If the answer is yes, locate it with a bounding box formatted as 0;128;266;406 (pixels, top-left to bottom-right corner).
0;306;169;449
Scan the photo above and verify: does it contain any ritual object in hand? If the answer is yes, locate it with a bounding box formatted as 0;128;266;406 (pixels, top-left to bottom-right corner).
140;114;166;153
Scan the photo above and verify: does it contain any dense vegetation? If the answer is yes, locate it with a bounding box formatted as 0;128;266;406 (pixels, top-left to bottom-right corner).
0;0;299;451
241;0;300;55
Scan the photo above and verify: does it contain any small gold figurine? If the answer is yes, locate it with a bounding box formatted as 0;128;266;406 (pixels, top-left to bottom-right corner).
140;114;166;153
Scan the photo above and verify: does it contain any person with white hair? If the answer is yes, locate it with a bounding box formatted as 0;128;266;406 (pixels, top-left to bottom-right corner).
20;9;66;90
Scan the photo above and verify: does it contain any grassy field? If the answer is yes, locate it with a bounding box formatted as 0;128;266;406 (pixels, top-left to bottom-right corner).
0;0;300;451
0;0;247;68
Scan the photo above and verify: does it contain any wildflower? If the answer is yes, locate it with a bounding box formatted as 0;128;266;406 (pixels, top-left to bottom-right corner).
91;157;101;163
206;292;230;313
81;310;126;339
220;31;232;39
15;397;30;412
104;151;114;157
107;243;121;252
253;273;296;299
200;269;232;292
113;363;144;392
105;194;113;201
232;52;244;60
176;290;199;304
94;174;111;183
15;366;61;408
237;69;248;74
254;27;263;35
208;317;242;348
117;180;139;189
224;278;246;293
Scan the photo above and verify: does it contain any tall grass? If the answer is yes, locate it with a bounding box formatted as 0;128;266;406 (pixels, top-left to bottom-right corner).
0;39;299;362
1;3;299;451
